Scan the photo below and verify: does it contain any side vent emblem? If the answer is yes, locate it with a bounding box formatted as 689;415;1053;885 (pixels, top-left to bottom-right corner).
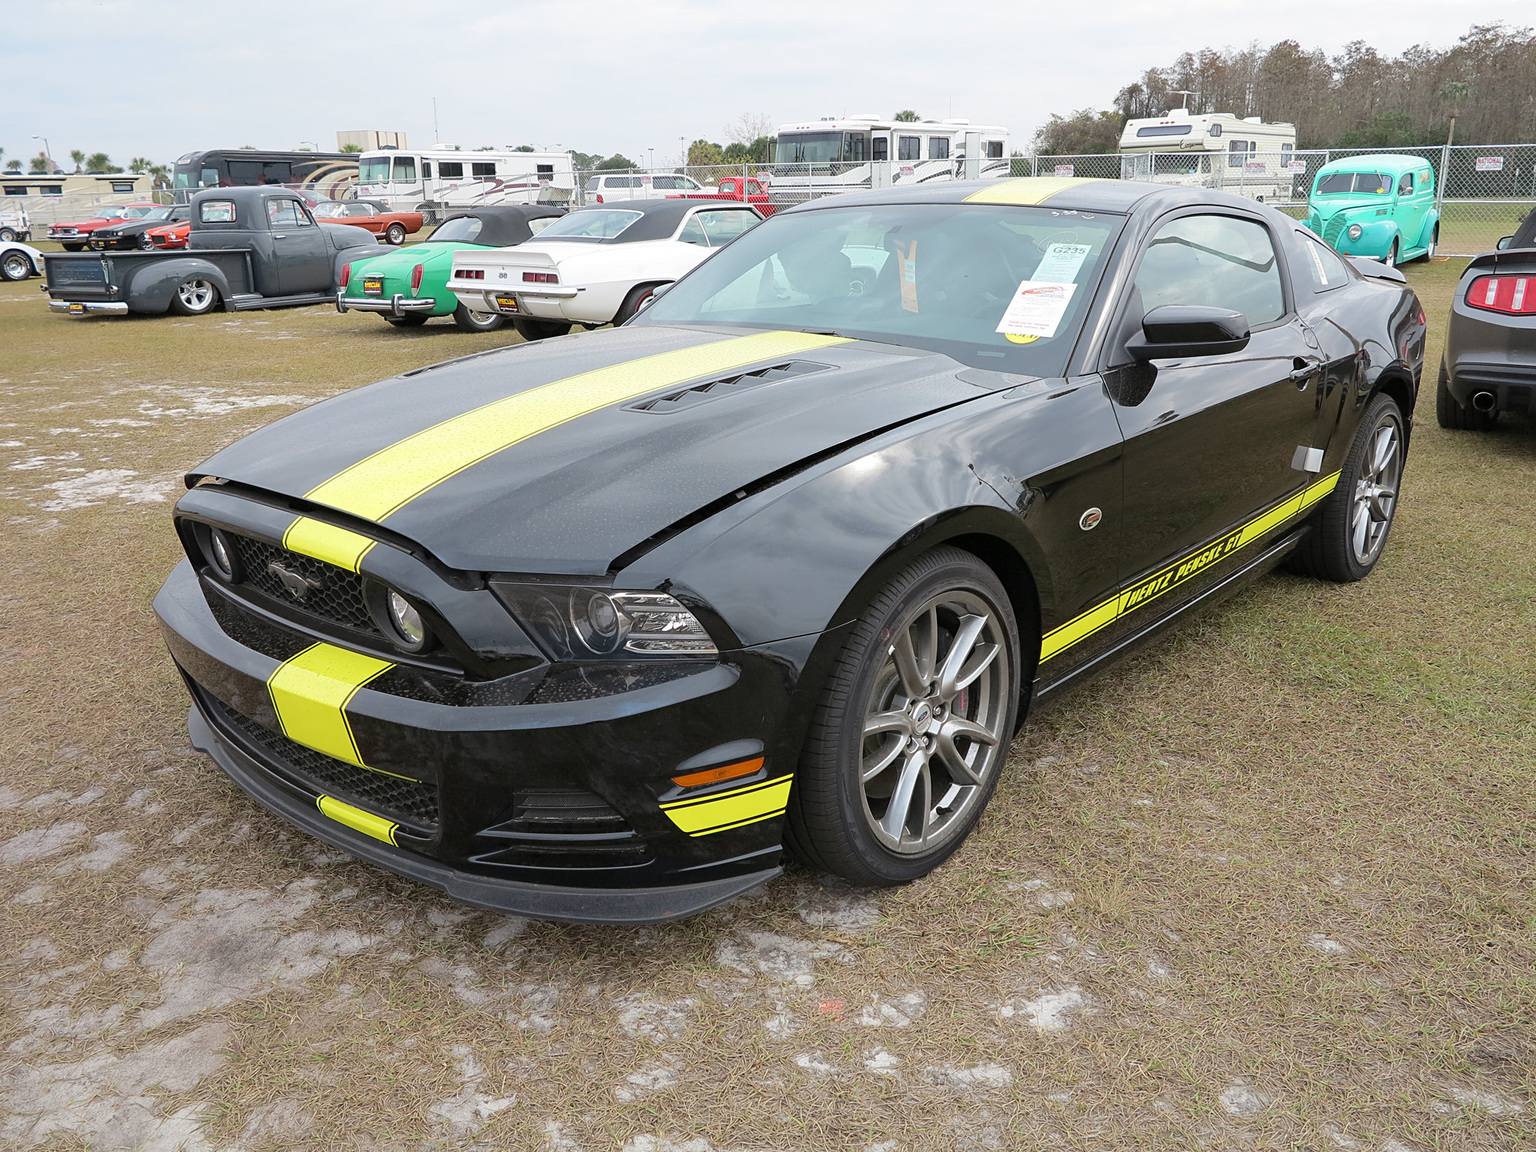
1079;508;1103;531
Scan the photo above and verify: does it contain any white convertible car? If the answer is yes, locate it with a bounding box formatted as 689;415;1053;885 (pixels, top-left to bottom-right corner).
1;239;45;282
447;199;762;339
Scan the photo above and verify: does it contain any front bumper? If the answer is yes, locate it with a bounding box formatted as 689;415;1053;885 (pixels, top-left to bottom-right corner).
335;290;438;317
49;299;129;315
154;558;789;923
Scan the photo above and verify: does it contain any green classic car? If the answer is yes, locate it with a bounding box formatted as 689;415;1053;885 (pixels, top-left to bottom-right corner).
336;206;566;330
1306;155;1438;266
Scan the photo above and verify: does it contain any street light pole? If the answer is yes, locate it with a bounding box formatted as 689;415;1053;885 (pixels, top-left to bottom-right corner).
32;135;52;171
648;148;654;172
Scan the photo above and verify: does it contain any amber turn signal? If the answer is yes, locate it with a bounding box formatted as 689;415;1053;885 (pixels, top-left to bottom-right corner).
670;757;765;789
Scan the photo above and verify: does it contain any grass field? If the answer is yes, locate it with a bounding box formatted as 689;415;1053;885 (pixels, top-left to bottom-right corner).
1;260;1532;1151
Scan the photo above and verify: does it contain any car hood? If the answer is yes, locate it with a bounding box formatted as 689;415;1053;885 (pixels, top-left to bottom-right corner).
191;325;1019;574
51;217;114;229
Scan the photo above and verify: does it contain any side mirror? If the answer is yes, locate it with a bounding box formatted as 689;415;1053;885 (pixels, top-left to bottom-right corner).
1496;236;1513;250
1126;305;1250;361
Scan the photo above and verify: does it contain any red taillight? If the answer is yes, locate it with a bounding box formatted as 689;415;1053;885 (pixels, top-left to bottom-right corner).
458;268;484;281
339;262;350;288
595;194;603;203
1467;275;1536;315
411;263;424;291
523;271;558;284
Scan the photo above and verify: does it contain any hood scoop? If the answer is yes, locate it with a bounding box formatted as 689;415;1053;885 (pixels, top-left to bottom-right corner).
626;359;834;415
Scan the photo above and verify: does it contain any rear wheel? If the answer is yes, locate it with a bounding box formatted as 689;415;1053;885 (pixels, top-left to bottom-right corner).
1;251;33;281
785;546;1020;886
0;228;15;243
613;281;664;325
512;317;571;341
168;278;219;316
385;223;407;246
452;302;505;332
1288;392;1405;582
384;313;428;327
1436;360;1497;431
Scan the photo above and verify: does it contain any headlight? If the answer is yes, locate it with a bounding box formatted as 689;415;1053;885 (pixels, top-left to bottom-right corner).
491;582;718;660
194;524;241;583
364;582;434;652
1347;224;1363;241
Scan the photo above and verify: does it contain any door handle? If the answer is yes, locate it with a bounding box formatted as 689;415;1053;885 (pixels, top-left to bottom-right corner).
272;233;287;239
1289;357;1322;386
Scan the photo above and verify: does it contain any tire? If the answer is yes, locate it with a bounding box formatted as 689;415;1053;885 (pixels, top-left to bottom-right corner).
1287;392;1406;583
512;317;572;341
139;233;155;251
1382;240;1398;268
1420;225;1438;262
784;546;1021;886
385;223;407;246
452;302;506;332
0;227;15;242
168;278;219;316
613;282;664;325
62;243;84;252
384;313;428;327
1436;360;1497;431
1;251;33;281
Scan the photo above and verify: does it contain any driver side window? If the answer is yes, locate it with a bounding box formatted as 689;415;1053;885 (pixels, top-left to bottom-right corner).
267;199;303;228
1134;214;1285;327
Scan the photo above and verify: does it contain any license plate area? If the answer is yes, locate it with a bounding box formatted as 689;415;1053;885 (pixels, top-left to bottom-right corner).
362;277;384;296
494;295;520;313
68;302;85;314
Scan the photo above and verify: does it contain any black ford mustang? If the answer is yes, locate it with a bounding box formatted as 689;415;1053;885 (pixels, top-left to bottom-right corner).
154;178;1425;923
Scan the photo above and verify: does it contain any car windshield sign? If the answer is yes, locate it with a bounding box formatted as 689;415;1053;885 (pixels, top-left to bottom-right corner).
537;209;642;240
1317;172;1391;195
639;203;1124;374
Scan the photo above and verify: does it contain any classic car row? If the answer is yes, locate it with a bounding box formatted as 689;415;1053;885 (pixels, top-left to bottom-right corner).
153;176;1448;924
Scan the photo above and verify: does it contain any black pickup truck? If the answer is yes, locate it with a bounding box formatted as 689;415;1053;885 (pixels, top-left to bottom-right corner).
44;187;382;316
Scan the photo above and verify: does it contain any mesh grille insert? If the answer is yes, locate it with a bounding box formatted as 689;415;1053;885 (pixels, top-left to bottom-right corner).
205;693;439;830
228;534;381;635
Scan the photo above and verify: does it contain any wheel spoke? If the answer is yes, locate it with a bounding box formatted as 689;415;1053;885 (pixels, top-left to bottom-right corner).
934;718;995;787
1352;501;1371;555
863;710;915;740
891;631;928;700
878;749;927;842
861;736;905;783
1371;428;1396;477
935;613;989;699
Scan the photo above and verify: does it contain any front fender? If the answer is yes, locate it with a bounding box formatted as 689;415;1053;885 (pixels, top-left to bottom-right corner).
1417;209;1441;249
125;258;235;314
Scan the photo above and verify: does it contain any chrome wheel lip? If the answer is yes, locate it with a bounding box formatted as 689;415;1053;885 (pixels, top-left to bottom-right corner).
2;253;29;278
1350;412;1402;565
858;589;1010;856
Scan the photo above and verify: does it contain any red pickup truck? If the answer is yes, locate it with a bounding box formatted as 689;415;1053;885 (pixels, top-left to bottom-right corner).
686;176;777;216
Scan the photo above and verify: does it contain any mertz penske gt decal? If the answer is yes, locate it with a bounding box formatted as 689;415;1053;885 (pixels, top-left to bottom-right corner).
1040;470;1342;662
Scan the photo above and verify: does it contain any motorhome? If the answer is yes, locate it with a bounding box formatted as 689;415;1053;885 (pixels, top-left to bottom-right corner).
355;148;576;222
770;116;1011;200
1117;109;1299;201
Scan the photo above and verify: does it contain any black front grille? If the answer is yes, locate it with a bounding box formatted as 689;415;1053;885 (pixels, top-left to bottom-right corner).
206;693;439;830
229;534;380;635
500;788;631;835
475;788;650;868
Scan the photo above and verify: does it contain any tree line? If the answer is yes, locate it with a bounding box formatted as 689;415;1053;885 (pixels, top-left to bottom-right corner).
1033;22;1536;155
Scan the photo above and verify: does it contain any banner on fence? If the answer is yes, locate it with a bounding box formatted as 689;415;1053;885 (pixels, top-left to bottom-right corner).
1476;156;1505;172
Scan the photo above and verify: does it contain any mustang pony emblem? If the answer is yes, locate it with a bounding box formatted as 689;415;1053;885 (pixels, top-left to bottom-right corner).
266;560;324;601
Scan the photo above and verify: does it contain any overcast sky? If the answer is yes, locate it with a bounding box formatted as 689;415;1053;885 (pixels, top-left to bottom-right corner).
4;0;1529;169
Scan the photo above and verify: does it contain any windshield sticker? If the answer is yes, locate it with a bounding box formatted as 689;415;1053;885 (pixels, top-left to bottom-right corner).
996;280;1078;340
1033;242;1093;283
897;240;919;313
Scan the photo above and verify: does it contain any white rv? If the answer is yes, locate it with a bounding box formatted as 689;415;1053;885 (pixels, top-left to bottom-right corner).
355;148;577;222
770;116;1011;200
1117;109;1299;201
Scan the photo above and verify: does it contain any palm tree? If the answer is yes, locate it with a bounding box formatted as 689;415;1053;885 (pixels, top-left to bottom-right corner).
893;110;920;122
129;156;151;173
146;164;170;191
1439;80;1470;147
69;149;84;173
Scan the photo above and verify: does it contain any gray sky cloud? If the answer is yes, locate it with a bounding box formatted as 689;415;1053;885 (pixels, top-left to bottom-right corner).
4;0;1530;167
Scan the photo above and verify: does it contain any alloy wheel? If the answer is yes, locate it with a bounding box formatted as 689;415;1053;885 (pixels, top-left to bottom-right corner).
1351;411;1402;565
2;252;30;280
178;280;215;312
858;591;1010;855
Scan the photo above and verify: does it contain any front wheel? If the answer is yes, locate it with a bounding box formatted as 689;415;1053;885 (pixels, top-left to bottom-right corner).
1420;225;1438;262
0;227;14;242
139;233;155;251
1382;240;1399;268
785;546;1021;886
62;243;84;252
512;317;571;341
452;302;505;332
385;223;407;245
168;278;219;316
1;251;33;281
1288;392;1405;582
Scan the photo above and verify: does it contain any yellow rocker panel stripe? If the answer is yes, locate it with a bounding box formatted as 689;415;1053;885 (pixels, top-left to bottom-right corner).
282;516;377;573
304;330;850;523
1040;471;1341;663
963;177;1104;206
660;774;794;837
317;794;398;846
267;643;394;768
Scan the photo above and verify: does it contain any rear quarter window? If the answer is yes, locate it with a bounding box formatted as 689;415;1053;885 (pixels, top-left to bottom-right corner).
199;200;237;223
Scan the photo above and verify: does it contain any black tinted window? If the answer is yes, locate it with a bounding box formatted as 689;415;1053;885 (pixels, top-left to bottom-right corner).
1135;214;1285;326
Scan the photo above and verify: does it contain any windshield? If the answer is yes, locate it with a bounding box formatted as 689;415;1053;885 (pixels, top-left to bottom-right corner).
1316;172;1391;195
537;209;642;240
776;131;868;164
429;216;485;243
637;203;1123;374
138;207;173;223
312;202;348;218
359;157;391;183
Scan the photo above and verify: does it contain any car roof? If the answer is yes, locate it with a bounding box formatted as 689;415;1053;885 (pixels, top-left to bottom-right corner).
433;205;567;247
778;176;1277;218
565;198;757;242
1316;154;1430;175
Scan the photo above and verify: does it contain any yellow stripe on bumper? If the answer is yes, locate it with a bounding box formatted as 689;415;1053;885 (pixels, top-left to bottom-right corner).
660;774;794;837
282;516;377;572
963;177;1104;206
1041;471;1341;664
317;794;398;846
304;330;850;523
267;643;393;767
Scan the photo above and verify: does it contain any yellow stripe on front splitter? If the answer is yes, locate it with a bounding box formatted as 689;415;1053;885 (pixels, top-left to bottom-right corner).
317;794;398;846
1040;471;1341;663
267;643;394;768
282;516;377;572
303;330;850;524
660;774;794;837
963;177;1104;206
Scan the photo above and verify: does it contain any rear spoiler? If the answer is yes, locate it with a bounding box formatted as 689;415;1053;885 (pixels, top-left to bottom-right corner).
1348;256;1405;284
1462;249;1536;276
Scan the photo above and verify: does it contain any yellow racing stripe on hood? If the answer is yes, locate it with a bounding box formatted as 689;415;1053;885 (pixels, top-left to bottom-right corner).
963;177;1103;206
283;517;377;572
303;330;850;523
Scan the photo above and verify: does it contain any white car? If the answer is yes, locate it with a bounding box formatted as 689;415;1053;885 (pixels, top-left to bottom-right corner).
447;199;762;340
0;207;30;243
584;172;706;203
1;239;44;281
